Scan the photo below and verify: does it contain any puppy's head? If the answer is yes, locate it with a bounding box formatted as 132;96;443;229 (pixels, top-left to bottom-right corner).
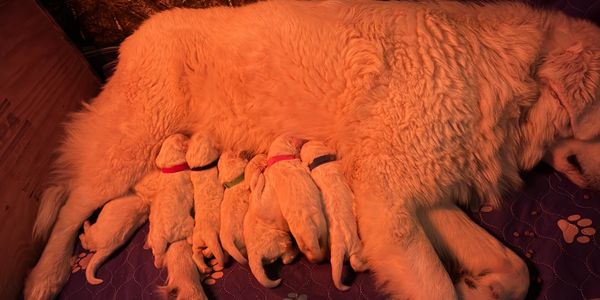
300;141;333;163
218;150;250;183
155;134;188;168
268;135;306;157
538;16;600;189
245;154;267;192
186;132;221;167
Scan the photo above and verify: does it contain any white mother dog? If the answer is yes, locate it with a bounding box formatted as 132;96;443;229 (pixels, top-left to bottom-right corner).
27;1;600;299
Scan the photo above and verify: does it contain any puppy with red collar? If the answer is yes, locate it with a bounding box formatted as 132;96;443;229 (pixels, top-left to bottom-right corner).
79;194;149;285
266;135;328;263
300;141;368;291
243;153;298;288
146;134;195;269
218;150;252;264
186;132;226;273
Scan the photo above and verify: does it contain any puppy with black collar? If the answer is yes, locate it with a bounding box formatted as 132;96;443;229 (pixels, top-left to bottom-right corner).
300;140;368;291
186;132;226;272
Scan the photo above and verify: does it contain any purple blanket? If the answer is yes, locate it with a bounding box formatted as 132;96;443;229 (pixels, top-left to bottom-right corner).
58;164;599;300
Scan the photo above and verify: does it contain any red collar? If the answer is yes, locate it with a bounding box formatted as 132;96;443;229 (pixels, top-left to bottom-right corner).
161;162;189;173
267;155;296;167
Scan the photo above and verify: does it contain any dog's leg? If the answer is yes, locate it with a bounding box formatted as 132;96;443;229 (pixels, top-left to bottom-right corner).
351;158;457;299
24;189;109;300
420;204;529;300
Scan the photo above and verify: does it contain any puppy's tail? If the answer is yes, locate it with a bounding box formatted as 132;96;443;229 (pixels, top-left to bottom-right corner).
248;255;281;288
330;245;350;291
86;249;111;285
32;185;68;241
221;237;247;265
206;233;227;268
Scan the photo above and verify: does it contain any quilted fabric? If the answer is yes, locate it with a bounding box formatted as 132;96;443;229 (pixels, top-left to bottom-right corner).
58;164;599;299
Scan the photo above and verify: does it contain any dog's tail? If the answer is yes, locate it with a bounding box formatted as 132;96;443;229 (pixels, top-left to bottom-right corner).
330;244;351;291
86;249;112;285
32;185;68;241
205;232;227;268
248;254;281;288
221;236;247;265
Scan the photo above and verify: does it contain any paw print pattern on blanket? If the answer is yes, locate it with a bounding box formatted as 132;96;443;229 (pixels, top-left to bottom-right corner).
71;252;92;273
557;214;597;244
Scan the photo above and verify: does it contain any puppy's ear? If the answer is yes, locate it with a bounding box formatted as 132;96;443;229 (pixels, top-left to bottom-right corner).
539;43;600;140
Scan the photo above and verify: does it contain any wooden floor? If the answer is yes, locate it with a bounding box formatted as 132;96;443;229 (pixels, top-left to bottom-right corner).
0;0;100;298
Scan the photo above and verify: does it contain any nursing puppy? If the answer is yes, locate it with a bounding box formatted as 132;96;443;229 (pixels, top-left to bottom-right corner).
243;154;298;288
27;2;600;299
300;141;368;291
218;150;251;264
186;132;226;272
147;134;195;268
266;136;328;263
160;240;208;300
78;194;149;285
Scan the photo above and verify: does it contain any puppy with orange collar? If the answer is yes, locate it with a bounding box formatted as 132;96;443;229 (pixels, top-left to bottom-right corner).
243;154;298;288
218;150;252;264
146;134;195;268
186;133;226;273
266;135;328;263
300;140;368;291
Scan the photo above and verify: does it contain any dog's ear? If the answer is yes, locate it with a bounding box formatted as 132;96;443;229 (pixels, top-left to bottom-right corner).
539;42;600;140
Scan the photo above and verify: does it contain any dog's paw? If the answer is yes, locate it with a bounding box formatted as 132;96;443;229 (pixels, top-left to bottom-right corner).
202;258;224;286
24;262;70;300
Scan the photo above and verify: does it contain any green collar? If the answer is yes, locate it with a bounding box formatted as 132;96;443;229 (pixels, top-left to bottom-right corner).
223;172;245;189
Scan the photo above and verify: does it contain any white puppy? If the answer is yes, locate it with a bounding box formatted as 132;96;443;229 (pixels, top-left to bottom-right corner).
218;150;251;264
243;154;298;288
147;134;195;268
160;240;208;300
266;136;328;263
186;132;225;272
300;141;368;291
78;194;149;285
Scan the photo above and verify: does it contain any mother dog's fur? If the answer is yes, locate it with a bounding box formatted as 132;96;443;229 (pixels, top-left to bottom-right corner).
27;1;600;299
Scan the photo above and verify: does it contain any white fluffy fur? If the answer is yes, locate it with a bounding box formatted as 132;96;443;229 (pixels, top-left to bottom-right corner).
243;154;298;288
147;134;195;268
78;194;149;285
160;240;208;300
186;132;226;272
27;1;600;299
218;150;251;264
300;140;367;291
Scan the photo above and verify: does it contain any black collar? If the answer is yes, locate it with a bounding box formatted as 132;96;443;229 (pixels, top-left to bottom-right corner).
308;154;336;171
190;157;219;171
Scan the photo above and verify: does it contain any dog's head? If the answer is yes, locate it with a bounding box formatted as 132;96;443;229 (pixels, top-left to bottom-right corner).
268;135;306;157
538;15;600;189
217;150;250;183
186;132;221;167
300;140;333;163
155;133;189;168
245;154;267;192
